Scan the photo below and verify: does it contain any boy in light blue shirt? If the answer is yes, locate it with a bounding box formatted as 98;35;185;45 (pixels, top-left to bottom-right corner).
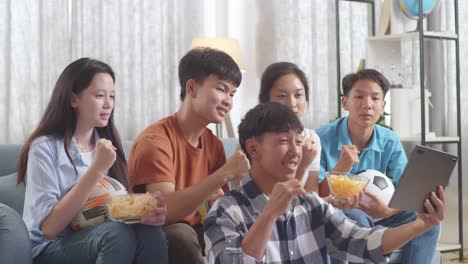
317;116;407;186
316;69;440;264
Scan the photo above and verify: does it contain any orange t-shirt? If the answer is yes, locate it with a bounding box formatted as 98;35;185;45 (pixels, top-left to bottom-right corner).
127;114;227;225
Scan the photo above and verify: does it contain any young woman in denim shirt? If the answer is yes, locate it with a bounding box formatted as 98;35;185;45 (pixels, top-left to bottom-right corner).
17;58;168;264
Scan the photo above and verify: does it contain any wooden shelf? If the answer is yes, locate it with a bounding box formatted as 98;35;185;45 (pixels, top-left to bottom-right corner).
437;242;462;253
367;31;458;42
423;31;458;40
400;136;460;143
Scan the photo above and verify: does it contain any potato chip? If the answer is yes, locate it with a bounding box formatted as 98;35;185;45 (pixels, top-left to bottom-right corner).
107;193;157;219
327;174;368;199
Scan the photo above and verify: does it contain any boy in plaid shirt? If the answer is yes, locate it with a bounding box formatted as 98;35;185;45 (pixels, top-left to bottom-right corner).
204;102;445;264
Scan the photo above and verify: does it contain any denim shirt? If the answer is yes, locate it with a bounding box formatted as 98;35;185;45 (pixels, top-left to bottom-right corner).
22;132;100;258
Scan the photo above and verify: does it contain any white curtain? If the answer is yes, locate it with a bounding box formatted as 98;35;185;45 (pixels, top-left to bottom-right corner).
0;0;369;144
255;0;369;129
0;0;207;142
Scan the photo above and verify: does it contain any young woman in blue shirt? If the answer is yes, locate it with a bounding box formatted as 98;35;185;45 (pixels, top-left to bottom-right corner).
17;58;168;264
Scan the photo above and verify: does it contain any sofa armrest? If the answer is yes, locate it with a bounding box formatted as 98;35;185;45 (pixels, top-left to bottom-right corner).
0;173;25;215
0;144;22;176
0;203;32;264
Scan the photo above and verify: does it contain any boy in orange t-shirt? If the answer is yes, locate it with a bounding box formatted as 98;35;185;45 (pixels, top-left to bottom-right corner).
128;48;250;264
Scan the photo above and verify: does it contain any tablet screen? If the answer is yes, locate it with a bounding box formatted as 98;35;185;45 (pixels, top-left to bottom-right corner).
389;145;457;213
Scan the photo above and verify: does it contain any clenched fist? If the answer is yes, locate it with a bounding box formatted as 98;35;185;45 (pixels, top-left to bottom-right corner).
90;138;116;176
300;138;318;168
264;179;306;218
334;145;360;173
207;188;224;203
220;149;250;183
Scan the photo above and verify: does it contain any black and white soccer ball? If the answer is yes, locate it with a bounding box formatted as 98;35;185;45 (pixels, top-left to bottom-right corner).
357;169;395;206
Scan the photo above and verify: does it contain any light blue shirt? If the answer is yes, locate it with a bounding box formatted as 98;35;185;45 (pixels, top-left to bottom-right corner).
22;133;100;258
316;117;408;186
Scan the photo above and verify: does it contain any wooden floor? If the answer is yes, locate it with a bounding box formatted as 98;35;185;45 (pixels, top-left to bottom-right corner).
442;250;468;263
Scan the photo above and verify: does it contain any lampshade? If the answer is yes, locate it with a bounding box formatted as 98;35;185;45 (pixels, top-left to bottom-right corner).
191;38;245;70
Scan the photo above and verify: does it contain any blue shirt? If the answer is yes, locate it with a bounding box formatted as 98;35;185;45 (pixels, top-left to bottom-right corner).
316;117;408;186
22;133;100;258
204;173;388;263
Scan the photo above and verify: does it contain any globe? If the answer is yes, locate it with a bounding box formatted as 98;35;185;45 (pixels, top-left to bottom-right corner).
399;0;440;20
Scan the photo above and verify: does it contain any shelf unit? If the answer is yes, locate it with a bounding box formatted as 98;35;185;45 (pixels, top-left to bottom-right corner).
416;1;463;259
336;0;463;260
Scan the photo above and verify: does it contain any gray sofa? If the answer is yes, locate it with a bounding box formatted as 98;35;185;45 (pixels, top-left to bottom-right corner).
0;144;31;263
0;139;441;264
0;139;238;264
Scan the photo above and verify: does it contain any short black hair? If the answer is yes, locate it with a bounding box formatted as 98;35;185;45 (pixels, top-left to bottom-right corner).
238;102;304;161
178;47;242;101
259;62;309;103
342;68;390;96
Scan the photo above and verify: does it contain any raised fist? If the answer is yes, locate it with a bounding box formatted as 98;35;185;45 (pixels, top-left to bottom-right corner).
266;179;306;218
91;138;116;176
334;145;360;172
221;149;250;183
300;138;318;168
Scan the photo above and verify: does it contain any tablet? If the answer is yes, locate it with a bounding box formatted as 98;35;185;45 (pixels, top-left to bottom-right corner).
388;145;457;213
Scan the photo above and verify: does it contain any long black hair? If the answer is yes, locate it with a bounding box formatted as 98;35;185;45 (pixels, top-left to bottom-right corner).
259;62;309;104
17;58;128;188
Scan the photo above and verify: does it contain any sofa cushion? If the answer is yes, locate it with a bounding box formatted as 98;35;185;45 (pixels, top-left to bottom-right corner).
123;140;133;159
0;173;25;215
0;144;22;177
221;138;238;159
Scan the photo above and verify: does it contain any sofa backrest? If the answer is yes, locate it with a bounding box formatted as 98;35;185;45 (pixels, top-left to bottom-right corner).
0;141;133;177
221;137;238;159
0;144;22;177
0;145;24;214
122;140;133;159
0;138;239;215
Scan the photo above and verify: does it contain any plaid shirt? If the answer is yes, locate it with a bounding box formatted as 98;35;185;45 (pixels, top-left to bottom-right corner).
204;173;389;264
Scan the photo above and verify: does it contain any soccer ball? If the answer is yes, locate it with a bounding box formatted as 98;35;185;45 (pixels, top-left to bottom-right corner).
71;176;127;231
357;169;395;206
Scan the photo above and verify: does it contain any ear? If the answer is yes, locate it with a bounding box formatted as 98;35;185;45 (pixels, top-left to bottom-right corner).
185;79;198;98
379;100;387;115
245;138;259;160
341;95;348;111
70;93;78;108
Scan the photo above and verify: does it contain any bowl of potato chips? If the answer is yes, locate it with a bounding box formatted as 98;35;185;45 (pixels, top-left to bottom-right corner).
326;172;369;201
106;193;158;224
